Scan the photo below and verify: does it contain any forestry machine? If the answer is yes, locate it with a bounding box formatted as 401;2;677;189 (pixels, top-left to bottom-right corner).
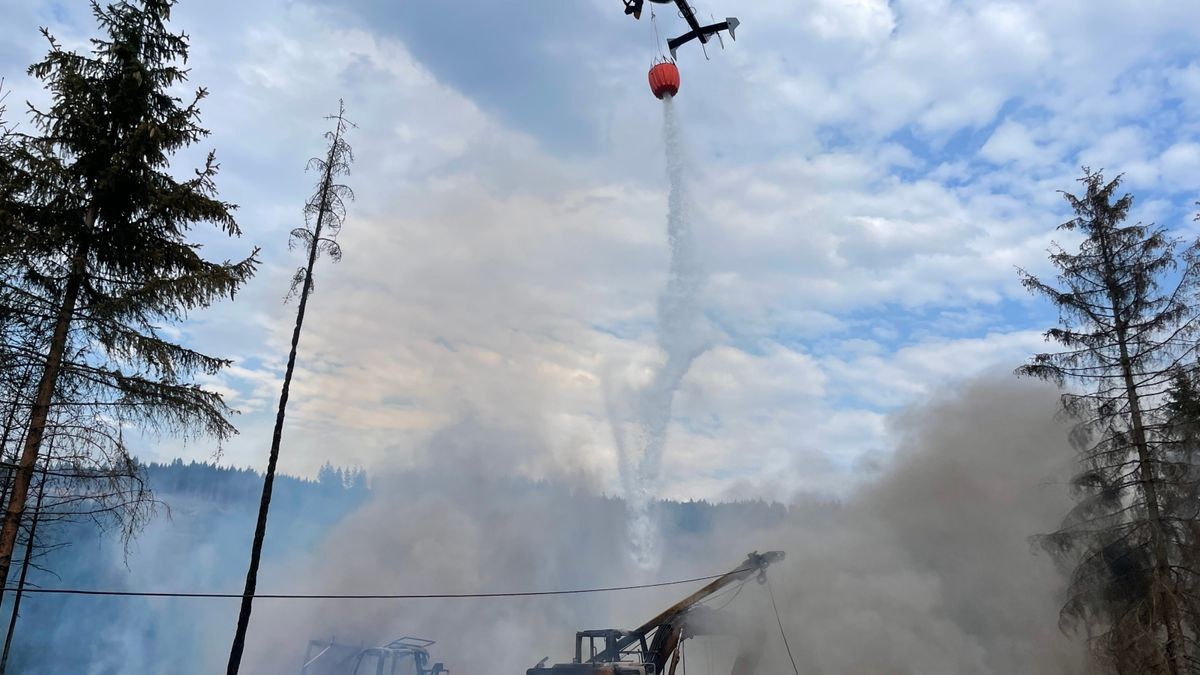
301;636;449;675
527;550;784;675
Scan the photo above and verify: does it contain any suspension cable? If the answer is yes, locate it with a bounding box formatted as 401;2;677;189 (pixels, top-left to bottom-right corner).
766;574;800;675
651;6;665;60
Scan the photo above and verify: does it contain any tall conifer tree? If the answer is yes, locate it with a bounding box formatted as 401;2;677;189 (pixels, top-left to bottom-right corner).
1020;170;1200;673
0;0;258;592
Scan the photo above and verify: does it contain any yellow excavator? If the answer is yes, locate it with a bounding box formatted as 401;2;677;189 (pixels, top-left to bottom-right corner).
527;551;785;675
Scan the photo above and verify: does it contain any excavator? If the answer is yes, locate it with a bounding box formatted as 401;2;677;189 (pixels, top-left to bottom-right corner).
527;551;784;675
300;636;449;675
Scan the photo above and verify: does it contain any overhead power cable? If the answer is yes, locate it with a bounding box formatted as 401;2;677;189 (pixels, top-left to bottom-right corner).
2;567;753;601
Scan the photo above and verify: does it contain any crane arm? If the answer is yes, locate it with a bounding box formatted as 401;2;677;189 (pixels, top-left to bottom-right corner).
591;551;783;664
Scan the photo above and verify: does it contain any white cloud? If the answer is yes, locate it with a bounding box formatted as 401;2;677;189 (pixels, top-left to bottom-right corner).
980;120;1049;166
1159;142;1200;192
821;331;1047;409
5;0;1200;501
808;0;895;45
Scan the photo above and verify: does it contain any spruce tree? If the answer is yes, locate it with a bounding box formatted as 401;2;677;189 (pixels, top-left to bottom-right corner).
0;0;258;594
1019;169;1200;673
227;103;352;674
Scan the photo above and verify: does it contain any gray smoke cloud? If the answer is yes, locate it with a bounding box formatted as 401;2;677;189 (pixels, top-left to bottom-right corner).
738;374;1084;674
230;373;1084;674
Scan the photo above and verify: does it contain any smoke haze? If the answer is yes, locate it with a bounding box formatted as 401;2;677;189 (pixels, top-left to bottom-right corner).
11;374;1083;673
747;375;1083;674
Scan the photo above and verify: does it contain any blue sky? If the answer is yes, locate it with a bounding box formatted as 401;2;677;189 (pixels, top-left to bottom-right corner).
4;0;1200;500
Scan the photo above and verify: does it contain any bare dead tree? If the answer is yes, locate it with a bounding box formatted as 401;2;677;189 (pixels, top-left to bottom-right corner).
227;102;354;674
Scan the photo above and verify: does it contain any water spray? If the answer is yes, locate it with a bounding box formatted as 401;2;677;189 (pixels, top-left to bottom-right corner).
613;96;710;569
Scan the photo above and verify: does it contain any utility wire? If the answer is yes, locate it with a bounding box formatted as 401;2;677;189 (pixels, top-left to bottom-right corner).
2;567;752;601
765;574;800;675
710;577;748;611
695;575;738;607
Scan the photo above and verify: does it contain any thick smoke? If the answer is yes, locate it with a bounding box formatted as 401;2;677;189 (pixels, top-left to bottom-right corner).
14;375;1085;673
610;96;710;570
237;374;1083;673
244;418;651;672
733;375;1085;674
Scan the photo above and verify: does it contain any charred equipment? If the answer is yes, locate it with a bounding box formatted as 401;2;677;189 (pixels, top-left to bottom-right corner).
528;550;784;675
301;636;448;675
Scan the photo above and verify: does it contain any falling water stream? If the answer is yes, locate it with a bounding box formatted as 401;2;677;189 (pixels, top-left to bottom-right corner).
613;96;710;569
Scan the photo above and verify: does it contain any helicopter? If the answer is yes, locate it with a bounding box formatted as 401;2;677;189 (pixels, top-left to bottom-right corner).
622;0;739;59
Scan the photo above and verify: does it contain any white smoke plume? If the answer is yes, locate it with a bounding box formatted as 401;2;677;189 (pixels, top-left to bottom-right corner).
610;96;711;570
231;375;1084;674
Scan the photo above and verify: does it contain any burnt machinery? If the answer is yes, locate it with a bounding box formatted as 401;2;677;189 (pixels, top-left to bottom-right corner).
301;636;448;675
528;550;785;675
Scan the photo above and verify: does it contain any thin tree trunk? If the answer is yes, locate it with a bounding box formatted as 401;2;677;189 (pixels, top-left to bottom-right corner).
0;468;47;675
0;367;35;506
0;368;32;612
0;366;32;529
226;137;339;674
0;367;31;460
0;217;90;597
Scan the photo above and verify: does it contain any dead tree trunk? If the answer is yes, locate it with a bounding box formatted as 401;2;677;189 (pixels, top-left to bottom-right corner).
0;467;47;675
227;106;351;674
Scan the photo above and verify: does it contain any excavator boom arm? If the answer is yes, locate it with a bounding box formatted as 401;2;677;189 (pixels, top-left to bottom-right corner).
590;551;783;664
527;551;784;675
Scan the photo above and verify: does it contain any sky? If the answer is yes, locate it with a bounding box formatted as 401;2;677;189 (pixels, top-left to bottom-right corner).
3;0;1200;502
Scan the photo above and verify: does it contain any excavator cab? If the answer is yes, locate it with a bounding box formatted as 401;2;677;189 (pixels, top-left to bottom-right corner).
570;629;653;674
301;636;448;675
